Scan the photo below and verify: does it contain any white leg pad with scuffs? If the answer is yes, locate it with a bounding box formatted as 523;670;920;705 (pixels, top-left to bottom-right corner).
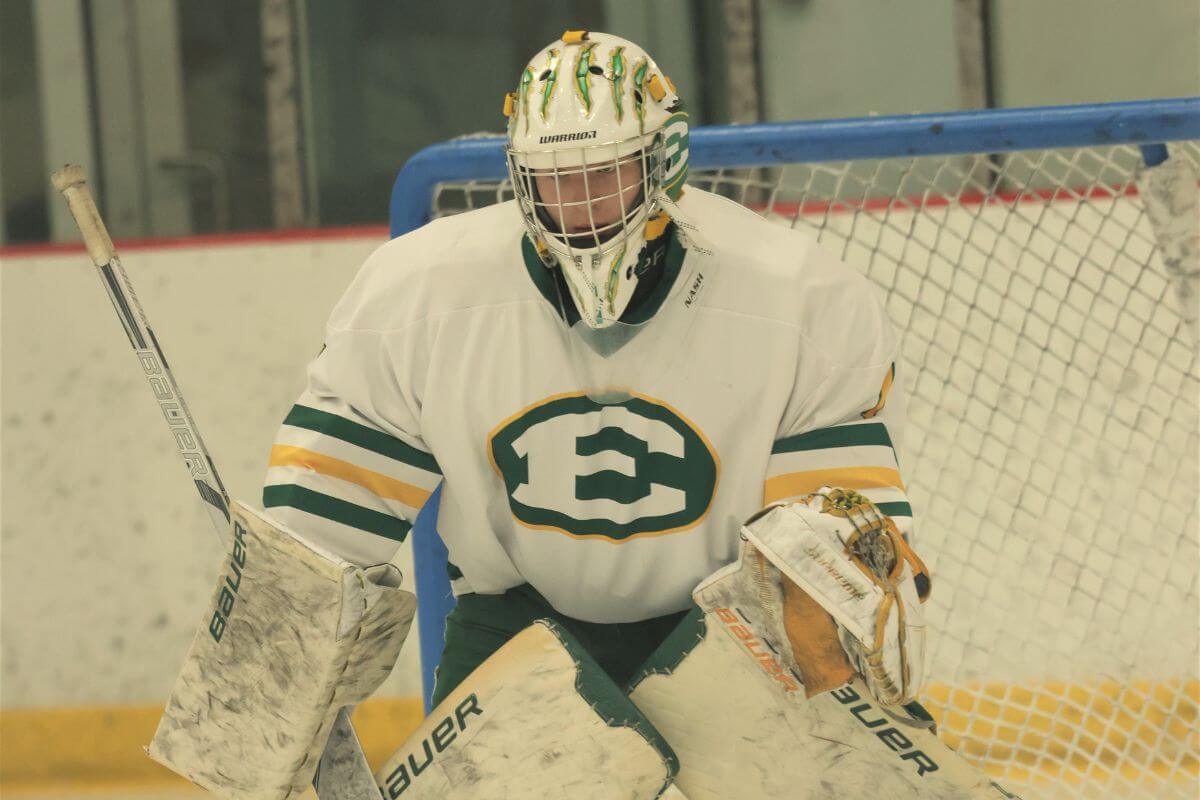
376;620;679;799
147;501;416;800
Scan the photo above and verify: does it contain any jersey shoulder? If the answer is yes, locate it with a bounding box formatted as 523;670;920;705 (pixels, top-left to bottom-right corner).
681;187;894;368
328;201;530;333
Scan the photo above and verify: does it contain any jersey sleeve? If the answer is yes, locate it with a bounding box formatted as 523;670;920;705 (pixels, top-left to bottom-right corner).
262;323;442;568
763;258;913;537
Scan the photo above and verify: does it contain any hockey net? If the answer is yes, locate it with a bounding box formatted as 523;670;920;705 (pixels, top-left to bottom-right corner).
419;113;1199;800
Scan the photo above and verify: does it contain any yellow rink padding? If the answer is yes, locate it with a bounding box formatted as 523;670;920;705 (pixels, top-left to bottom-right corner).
3;681;1196;793
923;677;1200;788
0;696;423;795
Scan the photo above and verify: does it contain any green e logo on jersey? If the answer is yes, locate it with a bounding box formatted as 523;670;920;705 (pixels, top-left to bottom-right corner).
489;392;719;542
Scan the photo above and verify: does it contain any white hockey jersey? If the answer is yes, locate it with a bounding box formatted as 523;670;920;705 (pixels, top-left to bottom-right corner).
263;187;911;623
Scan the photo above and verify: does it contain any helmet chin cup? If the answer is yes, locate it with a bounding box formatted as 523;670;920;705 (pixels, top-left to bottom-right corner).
546;236;713;406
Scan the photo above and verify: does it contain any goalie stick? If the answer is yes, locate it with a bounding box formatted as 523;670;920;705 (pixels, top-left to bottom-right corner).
50;165;377;800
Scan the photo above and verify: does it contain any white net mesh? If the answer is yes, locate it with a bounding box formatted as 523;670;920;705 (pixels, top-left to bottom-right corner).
430;140;1200;800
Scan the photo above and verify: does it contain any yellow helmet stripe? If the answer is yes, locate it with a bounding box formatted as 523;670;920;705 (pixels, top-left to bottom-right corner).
646;73;668;103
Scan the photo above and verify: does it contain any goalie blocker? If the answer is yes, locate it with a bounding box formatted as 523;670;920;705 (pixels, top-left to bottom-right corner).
147;502;416;800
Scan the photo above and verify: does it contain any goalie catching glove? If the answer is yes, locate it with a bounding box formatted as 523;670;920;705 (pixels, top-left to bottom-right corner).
743;487;931;705
628;491;1016;799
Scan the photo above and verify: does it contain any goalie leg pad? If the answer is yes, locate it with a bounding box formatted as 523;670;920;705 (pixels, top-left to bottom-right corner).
147;501;416;800
376;620;678;799
626;555;1019;799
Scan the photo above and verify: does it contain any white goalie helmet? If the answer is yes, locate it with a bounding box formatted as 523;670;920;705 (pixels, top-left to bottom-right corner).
504;30;690;329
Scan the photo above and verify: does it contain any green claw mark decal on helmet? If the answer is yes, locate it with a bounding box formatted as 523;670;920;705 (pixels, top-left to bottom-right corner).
608;47;627;122
574;41;599;114
519;67;535;133
605;244;627;315
632;59;649;135
540;49;560;121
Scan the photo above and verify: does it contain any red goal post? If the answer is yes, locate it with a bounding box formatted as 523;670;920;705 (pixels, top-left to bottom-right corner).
391;98;1200;800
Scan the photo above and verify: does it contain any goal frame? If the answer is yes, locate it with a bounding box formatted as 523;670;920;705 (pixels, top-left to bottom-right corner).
388;97;1200;714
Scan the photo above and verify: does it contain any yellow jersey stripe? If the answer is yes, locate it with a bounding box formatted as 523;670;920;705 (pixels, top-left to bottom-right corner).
269;445;432;509
862;363;895;419
763;466;905;505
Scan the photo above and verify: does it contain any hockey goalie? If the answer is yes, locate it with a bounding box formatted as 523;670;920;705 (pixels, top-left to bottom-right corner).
145;29;1020;799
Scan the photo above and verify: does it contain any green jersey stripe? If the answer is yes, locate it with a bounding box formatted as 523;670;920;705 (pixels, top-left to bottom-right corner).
283;404;441;474
876;501;913;518
263;484;413;542
772;421;893;454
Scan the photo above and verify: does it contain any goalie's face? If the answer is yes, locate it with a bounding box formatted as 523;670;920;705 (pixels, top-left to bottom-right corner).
530;155;645;249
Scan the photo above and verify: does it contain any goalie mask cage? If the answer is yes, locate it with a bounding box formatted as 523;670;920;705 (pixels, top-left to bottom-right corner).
390;97;1200;800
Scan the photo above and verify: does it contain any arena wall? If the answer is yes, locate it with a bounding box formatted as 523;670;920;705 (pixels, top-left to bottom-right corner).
1;229;424;790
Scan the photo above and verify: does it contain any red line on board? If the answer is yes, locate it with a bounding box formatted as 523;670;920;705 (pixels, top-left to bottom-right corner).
0;224;390;260
3;181;1143;259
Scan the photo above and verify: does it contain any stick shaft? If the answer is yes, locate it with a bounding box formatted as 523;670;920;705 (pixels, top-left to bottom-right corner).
51;165;231;543
51;165;373;798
